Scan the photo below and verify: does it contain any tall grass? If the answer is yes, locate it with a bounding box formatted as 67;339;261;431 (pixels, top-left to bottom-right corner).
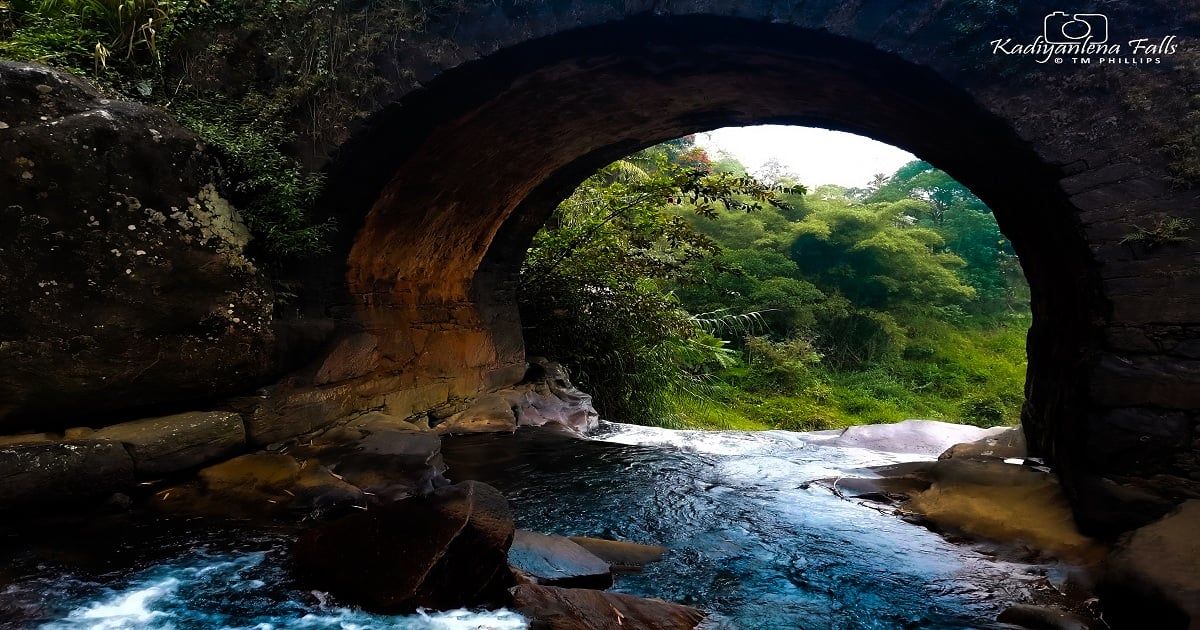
669;312;1030;431
4;0;174;68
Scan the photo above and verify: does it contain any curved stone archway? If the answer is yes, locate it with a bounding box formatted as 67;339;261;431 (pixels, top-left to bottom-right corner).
2;1;1194;536
293;7;1198;536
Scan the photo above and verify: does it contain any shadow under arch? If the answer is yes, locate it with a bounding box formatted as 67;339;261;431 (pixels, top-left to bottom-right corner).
313;14;1103;530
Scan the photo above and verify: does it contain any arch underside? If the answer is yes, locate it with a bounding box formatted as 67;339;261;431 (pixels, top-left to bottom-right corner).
304;14;1197;535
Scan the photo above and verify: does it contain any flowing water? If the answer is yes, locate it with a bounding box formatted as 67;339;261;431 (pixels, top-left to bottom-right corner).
0;422;1071;629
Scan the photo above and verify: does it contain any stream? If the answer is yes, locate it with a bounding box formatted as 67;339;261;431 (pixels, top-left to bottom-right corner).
0;422;1074;629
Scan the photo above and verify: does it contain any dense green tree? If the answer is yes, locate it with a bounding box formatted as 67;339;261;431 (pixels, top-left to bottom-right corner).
789;202;975;310
866;160;1026;313
520;145;799;420
520;140;1030;430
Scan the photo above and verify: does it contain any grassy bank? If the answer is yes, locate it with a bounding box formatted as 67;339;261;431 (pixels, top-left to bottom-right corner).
662;313;1028;431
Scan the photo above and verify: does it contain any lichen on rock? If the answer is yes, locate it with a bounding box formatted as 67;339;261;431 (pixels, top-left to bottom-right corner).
186;184;254;256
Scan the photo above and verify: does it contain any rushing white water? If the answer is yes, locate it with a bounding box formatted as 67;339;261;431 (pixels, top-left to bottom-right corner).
35;551;527;629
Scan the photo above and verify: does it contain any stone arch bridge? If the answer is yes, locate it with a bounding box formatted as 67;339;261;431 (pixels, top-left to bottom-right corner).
1;0;1197;535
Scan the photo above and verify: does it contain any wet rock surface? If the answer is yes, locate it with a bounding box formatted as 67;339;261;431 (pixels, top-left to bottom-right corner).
508;529;613;589
812;424;1103;563
437;392;518;434
0;440;134;506
151;419;448;519
299;429;446;502
509;583;706;630
904;459;1103;562
91;411;245;476
1101;500;1200;629
940;426;1026;461
997;603;1096;630
293;480;516;612
802;419;1010;457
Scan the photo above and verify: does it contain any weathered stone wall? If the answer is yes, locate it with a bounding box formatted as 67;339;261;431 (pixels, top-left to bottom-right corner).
309;1;1199;535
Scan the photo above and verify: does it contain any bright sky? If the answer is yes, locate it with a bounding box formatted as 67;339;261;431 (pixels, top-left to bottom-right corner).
694;126;917;189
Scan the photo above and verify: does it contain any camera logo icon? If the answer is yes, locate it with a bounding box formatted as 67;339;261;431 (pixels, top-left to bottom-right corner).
1043;11;1108;44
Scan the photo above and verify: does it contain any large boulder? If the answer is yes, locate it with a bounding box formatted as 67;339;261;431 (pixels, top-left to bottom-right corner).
0;61;276;430
1100;500;1200;629
509;530;613;588
91;411;245;476
292;426;447;502
513;358;600;435
0;440;134;506
293;480;515;612
510;584;706;630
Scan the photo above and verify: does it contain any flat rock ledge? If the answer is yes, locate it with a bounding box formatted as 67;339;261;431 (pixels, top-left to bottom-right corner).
0;358;593;514
154;421;449;519
813;428;1104;563
0;410;245;508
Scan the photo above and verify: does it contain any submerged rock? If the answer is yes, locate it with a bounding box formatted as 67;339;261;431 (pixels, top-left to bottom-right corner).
997;604;1094;630
509;530;613;588
820;458;1102;563
293;481;515;612
1100;500;1200;629
510;584;706;630
904;459;1103;562
91;411;246;476
567;536;667;571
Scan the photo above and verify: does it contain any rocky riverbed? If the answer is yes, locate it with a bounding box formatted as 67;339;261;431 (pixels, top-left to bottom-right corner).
3;418;1174;629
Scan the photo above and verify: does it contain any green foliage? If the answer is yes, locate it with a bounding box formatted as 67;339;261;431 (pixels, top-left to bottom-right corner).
0;0;206;78
520;142;799;421
790;202;975;310
1120;217;1195;249
175;100;332;257
522;139;1032;431
1;0;476;257
0;8;102;74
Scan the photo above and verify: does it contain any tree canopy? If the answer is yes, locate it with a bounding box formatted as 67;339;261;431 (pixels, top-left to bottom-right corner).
521;136;1030;430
